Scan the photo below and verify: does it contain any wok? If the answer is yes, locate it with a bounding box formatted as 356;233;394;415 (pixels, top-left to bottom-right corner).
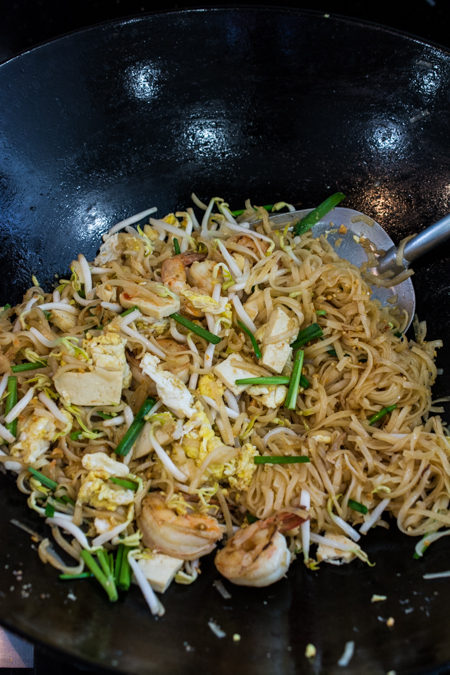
1;8;450;675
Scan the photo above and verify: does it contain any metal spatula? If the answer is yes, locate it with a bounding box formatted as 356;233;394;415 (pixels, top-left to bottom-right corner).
259;207;450;331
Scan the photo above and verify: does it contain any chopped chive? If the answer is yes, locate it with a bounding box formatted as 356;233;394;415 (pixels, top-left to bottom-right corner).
293;192;346;236
285;350;304;410
109;477;139;491
300;374;310;389
368;404;397;426
59;572;94;580
315;310;327;316
80;550;118;602
11;361;47;373
328;349;338;357
77;289;86;299
45;503;56;518
236;320;262;359
118;547;132;591
55;494;76;507
173;238;181;255
115;544;124;582
247;514;259;524
5;376;17;439
43;311;52;320
235;376;290;386
394;332;403;338
120;305;139;317
254;456;310;464
290;324;323;351
348;499;368;515
171;313;221;345
1;303;11;313
231;204;273;217
413;552;421;560
114;397;156;456
28;467;58;490
94;411;113;420
70;430;83;441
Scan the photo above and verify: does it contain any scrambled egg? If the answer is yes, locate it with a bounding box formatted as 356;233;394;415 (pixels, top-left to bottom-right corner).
11;414;56;463
85;333;132;388
182;405;222;466
223;443;259;491
95;233;123;265
82;452;129;477
94;515;123;535
136;318;169;335
247;384;287;409
96;284;117;303
141;353;195;418
316;533;356;565
198;374;225;400
78;471;134;511
181;290;228;315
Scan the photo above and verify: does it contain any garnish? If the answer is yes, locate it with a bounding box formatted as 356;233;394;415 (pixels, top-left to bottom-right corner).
348;499;368;515
236;376;290;386
254;456;310;464
173;238;181;255
290;324;323;350
368;405;397;426
27;467;58;490
11;361;47;373
237;319;262;359
5;376;17;438
171;313;221;345
114;398;156;456
120;305;139;317
285;349;304;410
109;477;139;491
80;550;118;602
293;192;346;236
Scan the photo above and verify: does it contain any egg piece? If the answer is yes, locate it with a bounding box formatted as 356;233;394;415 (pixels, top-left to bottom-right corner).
94;515;123;536
96;284;117;303
223;443;259;491
247;384;287;409
198;374;225;400
77;471;134;511
86;332;131;388
82;452;129;477
11;414;56;463
50;309;78;333
140;353;195;418
316;533;357;565
95;233;123;265
181;290;228;315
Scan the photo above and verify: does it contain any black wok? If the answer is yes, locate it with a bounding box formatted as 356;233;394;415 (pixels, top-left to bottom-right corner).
1;8;450;674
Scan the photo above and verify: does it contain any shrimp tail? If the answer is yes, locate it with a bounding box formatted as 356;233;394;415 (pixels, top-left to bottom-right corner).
274;509;309;533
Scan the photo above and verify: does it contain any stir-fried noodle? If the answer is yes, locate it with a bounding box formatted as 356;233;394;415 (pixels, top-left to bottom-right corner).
0;196;448;610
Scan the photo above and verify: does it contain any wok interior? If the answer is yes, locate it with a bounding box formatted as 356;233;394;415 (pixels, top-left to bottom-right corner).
1;9;450;675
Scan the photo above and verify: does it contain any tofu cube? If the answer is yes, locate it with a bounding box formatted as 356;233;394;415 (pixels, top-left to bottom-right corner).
120;291;180;320
260;308;295;374
54;369;123;406
136;554;184;593
213;353;259;395
243;291;262;322
316;534;356;566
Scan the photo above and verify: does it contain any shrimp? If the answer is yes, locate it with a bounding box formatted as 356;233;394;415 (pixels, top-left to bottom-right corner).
161;252;206;295
215;510;308;587
187;260;221;296
137;492;223;560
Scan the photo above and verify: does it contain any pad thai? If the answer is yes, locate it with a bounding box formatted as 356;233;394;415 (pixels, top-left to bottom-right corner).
0;193;448;616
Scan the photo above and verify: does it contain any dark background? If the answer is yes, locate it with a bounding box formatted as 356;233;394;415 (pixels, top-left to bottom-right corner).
0;0;449;673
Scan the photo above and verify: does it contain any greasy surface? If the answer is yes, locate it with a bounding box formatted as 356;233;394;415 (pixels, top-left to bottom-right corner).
1;8;450;675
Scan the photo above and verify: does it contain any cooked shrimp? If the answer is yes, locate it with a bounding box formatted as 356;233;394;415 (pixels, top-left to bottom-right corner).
161;252;206;294
187;260;221;296
215;510;308;587
232;235;269;257
138;492;223;560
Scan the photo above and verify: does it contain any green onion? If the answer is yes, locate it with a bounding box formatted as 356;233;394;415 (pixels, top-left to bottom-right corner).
114;544;124;581
59;572;94;580
231;204;273;217
117;545;132;591
173;238;181;255
43;311;52;320
94;411;113;420
290;324;323;351
368;405;397;426
5;376;17;438
1;303;11;313
394;332;403;338
328;349;337;357
28;467;58;490
80;550;118;602
315;310;327;316
237;320;262;359
109;477;139;491
348;499;368;515
114;397;156;456
171;313;221;345
45;503;56;518
285;350;304;410
247;514;259;524
235;376;290;386
300;374;310;389
120;305;139;317
11;361;47;373
254;456;310;464
70;430;83;441
77;289;86;299
54;494;76;507
293;192;346;236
